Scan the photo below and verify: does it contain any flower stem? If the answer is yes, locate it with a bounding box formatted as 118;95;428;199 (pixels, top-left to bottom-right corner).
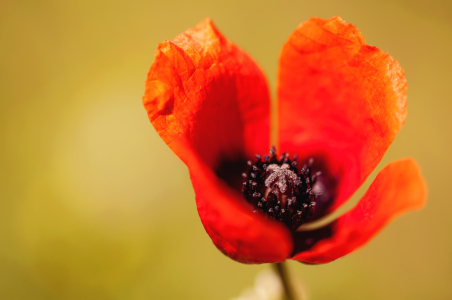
273;262;295;300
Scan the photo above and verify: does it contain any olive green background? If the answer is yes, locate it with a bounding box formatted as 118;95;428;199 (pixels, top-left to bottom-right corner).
1;0;451;299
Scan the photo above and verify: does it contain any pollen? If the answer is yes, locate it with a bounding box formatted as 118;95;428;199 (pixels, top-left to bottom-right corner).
242;147;321;230
265;164;300;193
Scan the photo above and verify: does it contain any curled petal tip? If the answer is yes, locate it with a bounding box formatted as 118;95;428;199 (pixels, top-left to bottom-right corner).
291;158;427;264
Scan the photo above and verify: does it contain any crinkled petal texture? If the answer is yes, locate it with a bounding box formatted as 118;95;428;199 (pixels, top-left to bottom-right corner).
291;158;427;264
143;18;292;264
278;16;408;217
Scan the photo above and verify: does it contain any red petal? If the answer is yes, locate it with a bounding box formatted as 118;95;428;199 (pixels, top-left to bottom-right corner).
291;158;427;264
143;19;292;263
176;138;293;264
143;18;270;168
277;16;408;216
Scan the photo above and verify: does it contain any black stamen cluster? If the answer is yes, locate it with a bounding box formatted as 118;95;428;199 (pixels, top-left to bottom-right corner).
242;147;320;230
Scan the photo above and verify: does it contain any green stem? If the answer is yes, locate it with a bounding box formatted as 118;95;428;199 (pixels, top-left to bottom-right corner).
273;262;295;300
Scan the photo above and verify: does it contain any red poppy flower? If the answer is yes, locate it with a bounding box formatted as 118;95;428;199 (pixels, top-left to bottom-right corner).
143;16;427;264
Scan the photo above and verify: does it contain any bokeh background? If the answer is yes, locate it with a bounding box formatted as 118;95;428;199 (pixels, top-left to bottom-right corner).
1;0;451;299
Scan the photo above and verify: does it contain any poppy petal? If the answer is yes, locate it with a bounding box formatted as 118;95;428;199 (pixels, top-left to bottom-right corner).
290;158;427;264
143;19;292;263
143;18;270;170
176;138;293;264
277;16;408;217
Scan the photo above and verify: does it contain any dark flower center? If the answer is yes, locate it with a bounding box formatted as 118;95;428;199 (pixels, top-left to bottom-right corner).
242;147;321;230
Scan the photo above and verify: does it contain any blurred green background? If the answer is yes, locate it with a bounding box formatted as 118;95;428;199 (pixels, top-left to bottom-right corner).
1;0;451;299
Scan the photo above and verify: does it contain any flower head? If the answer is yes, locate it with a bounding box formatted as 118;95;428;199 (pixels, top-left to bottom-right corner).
143;17;427;264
